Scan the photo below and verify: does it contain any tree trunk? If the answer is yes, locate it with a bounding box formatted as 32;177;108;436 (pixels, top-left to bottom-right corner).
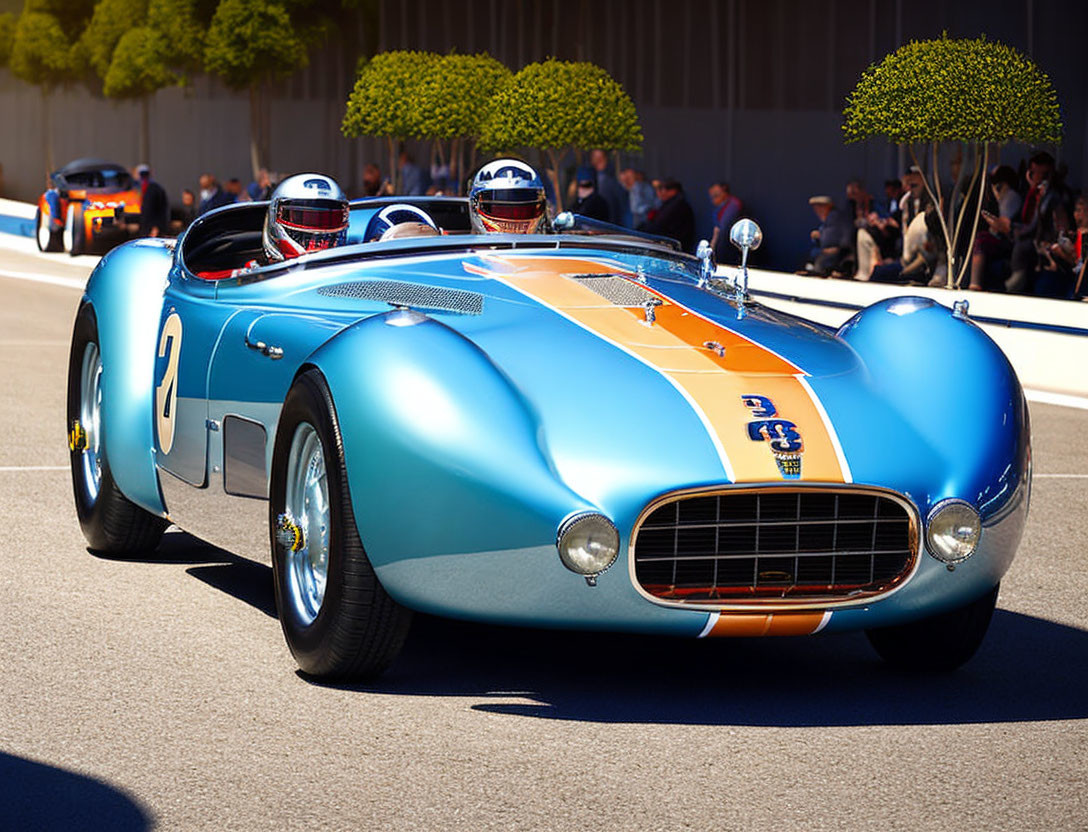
386;135;397;194
909;144;956;289
546;148;563;212
139;96;151;165
249;86;262;183
42;88;54;175
953;142;989;289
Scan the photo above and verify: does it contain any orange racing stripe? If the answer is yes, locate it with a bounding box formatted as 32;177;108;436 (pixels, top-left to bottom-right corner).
703;611;830;637
465;254;848;483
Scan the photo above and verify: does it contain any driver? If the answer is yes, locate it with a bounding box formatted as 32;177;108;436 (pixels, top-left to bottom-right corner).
263;173;350;262
468;159;548;234
363;203;440;242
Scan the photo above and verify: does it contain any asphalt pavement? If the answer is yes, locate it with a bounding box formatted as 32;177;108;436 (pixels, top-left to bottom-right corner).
0;240;1085;831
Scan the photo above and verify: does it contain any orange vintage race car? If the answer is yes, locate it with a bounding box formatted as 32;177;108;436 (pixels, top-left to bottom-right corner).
36;158;142;255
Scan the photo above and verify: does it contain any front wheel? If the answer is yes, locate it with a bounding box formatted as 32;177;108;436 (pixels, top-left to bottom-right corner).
270;370;412;680
36;208;62;252
866;584;1000;671
68;305;167;555
65;204;87;256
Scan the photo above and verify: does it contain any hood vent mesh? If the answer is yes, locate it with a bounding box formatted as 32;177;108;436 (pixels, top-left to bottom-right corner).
318;280;483;315
567;274;658;307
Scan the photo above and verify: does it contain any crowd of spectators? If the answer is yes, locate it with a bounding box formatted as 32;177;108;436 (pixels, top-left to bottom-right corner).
802;152;1085;302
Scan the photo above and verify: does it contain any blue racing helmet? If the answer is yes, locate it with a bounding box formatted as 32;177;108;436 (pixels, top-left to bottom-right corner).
363;203;439;242
469;159;547;234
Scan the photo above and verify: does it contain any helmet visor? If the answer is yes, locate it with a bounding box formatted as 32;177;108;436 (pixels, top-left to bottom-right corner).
476;190;546;222
276;200;349;233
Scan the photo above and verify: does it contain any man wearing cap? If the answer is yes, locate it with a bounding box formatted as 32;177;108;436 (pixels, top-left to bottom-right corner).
571;166;611;222
135;164;169;238
806;195;853;276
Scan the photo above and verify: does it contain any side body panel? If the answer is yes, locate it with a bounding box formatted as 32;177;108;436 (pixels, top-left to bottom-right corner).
83;240;179;515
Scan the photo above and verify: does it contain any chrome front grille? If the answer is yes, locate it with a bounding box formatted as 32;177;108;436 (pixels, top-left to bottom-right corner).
632;487;918;607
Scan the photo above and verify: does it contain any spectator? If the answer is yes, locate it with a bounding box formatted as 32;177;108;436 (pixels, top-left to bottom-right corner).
135;164;169;238
360;163;392;197
804;195;853;277
620;167;656;228
197;174;233;215
399;151;428;196
570;166;610;222
708;181;743;262
969;165;1022;290
1034;194;1087;299
642;177;695;252
1007;152;1064;293
247;168;273;201
589;149;630;226
224;178;246;202
169;188;197;235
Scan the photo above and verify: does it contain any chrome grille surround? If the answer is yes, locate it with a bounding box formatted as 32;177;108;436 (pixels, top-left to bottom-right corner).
629;484;921;612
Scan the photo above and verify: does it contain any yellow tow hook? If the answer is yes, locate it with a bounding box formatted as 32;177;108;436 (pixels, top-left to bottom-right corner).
69;420;87;452
275;513;305;553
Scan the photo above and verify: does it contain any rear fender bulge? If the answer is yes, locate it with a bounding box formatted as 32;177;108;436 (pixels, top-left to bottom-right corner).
83;240;178;514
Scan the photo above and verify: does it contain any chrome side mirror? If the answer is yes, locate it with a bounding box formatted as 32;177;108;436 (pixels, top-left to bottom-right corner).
695;239;715;287
553;211;575;231
729;219;763;301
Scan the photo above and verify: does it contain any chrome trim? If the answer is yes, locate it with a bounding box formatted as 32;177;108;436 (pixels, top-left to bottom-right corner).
925;498;981;564
627;482;922;612
556;511;620;578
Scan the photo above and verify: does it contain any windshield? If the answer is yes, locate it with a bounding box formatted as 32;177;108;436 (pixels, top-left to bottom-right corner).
62;168;134;192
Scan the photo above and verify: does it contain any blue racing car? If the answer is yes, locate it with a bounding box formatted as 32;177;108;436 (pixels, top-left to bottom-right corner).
66;191;1030;679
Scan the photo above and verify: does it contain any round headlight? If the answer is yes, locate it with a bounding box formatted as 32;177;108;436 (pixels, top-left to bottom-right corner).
557;513;619;576
926;499;981;564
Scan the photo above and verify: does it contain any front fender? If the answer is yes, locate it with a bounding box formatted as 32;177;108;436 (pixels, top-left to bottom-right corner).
306;310;596;590
835;296;1029;519
83;239;174;515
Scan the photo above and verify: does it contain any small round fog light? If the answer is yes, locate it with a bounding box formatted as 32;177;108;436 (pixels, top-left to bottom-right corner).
557;513;619;576
926;499;981;564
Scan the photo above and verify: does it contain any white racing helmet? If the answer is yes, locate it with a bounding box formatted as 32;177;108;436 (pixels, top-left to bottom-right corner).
468;159;547;234
263;173;349;262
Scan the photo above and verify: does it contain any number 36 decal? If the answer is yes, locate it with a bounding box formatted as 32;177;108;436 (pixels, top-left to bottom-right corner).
156;311;182;454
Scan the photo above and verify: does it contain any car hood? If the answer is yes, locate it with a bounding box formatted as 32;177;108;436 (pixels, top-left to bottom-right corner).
291;246;1003;525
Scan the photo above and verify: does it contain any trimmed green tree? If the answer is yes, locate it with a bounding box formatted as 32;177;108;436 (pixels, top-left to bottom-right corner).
72;0;146;79
0;12;16;68
843;34;1062;288
104;26;176;163
342;50;438;193
479;58;642;210
9;3;90;173
414;52;510;194
204;0;308;180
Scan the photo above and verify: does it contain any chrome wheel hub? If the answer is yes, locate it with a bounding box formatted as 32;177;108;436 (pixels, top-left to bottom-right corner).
78;342;103;504
283;422;330;625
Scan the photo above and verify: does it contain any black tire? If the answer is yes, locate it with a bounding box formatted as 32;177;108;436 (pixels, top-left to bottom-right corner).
35;208;63;252
67;204;87;256
866;584;1000;671
270;369;412;679
67;304;167;556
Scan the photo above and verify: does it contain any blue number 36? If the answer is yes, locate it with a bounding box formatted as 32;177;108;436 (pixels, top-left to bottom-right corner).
747;419;803;453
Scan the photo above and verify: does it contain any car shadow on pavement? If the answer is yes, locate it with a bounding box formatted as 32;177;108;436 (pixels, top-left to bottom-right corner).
132;534;1087;728
0;751;151;831
318;609;1088;727
89;530;277;619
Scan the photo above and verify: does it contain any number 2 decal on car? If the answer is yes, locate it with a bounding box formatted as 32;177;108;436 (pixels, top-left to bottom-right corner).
156;311;183;454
